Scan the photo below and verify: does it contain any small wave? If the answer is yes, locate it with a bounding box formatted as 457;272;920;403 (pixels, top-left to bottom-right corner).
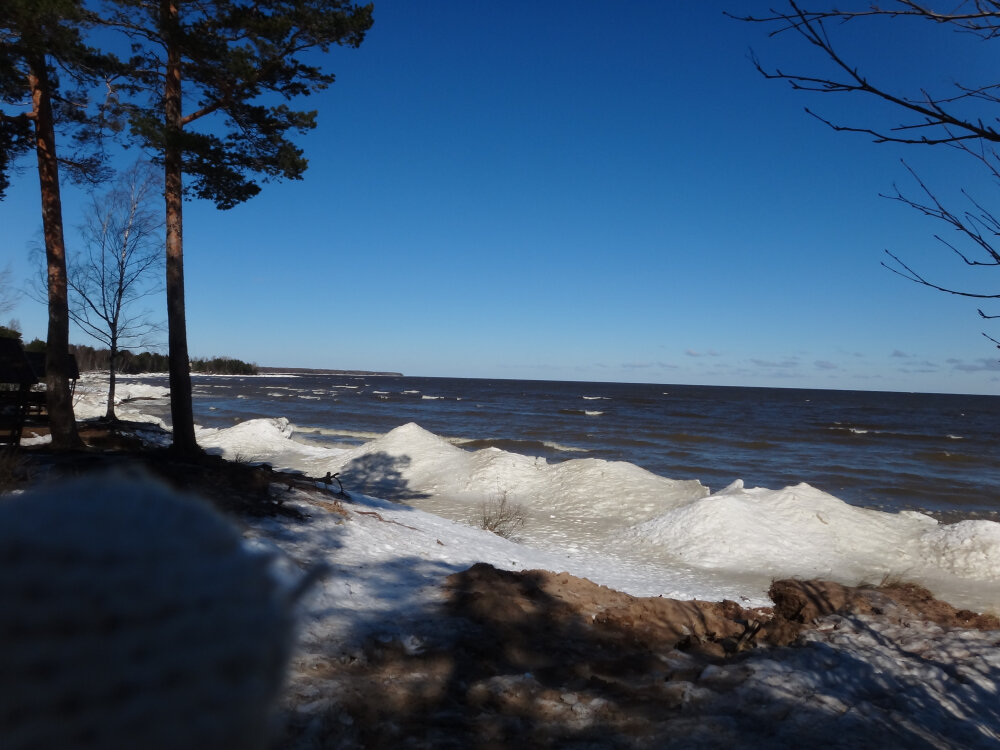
665;432;719;445
543;441;589;453
734;439;780;451
403;390;421;395
668;410;710;420
422;395;444;400
828;424;961;443
295;426;385;441
914;450;979;465
828;423;879;436
458;438;588;455
585;410;603;417
582;395;609;401
559;408;602;416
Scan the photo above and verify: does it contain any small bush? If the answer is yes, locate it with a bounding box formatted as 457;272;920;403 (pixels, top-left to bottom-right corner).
477;488;527;539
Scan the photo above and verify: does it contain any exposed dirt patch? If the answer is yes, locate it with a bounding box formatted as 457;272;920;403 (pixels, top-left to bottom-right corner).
769;577;1000;637
8;436;996;748
9;424;308;519
275;564;1000;749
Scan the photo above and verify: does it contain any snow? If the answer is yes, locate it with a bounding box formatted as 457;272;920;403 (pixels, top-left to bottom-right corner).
59;374;1000;618
70;373;170;425
186;415;998;614
12;373;1000;745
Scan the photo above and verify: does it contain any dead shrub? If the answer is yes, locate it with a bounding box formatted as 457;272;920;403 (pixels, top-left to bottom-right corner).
477;488;527;539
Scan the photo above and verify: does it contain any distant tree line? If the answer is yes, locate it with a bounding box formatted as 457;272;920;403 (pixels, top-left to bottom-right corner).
190;357;258;376
67;345;257;376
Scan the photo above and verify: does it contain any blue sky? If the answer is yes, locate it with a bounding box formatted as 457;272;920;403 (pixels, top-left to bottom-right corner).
3;1;1000;393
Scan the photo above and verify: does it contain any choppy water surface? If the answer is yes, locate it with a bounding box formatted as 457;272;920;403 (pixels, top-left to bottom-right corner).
138;374;1000;516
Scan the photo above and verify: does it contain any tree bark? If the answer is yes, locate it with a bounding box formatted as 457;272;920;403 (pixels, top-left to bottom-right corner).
28;57;82;450
162;0;197;454
106;344;117;421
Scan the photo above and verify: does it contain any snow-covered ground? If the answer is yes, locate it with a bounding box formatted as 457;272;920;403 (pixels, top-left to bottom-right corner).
63;372;1000;618
10;373;1000;747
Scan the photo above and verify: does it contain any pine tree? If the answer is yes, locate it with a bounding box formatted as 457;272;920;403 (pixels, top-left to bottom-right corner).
1;1;117;449
103;0;373;454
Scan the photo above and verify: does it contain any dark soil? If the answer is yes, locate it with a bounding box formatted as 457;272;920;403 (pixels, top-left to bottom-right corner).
6;420;309;519
275;565;999;749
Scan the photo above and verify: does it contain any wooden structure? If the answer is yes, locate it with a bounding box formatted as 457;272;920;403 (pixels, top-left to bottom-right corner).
0;338;38;446
0;340;80;445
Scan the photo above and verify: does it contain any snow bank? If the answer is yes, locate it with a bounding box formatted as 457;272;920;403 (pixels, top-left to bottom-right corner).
187;418;1000;612
246;486;754;652
626;480;1000;612
330;422;709;542
45;379;1000;614
195;417;349;477
71;373;170;424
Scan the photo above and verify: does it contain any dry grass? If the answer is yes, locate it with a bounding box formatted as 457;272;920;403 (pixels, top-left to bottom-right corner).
476;488;527;539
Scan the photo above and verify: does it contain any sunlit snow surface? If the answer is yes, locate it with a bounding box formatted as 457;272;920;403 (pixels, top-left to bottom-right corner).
68;374;1000;616
17;373;994;747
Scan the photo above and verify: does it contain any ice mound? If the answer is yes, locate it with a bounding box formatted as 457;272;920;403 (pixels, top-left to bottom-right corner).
112;382;171;402
196;417;348;475
626;480;1000;603
71;373;171;423
918;520;1000;579
334;422;709;526
155;413;999;612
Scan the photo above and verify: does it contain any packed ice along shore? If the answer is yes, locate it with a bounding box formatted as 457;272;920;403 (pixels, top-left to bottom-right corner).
22;374;1000;747
66;374;1000;615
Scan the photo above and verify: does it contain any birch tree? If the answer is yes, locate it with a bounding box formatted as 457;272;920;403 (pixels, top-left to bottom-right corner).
70;161;164;420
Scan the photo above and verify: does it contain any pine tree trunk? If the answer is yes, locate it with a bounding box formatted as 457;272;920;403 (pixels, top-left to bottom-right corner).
162;0;197;455
28;57;82;450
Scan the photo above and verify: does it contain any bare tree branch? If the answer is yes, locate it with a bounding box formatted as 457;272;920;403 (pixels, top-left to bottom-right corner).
67;160;164;419
737;2;1000;346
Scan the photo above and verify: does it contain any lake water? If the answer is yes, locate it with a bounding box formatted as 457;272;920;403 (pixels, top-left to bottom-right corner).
131;374;1000;519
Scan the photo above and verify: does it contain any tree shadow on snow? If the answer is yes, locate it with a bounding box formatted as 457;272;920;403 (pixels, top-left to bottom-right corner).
274;563;756;748
337;452;430;501
272;562;1000;749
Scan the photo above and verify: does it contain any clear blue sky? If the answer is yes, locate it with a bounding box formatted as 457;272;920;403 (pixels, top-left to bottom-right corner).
3;1;1000;394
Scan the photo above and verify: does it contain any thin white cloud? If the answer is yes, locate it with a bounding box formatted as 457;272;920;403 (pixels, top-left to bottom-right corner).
951;358;1000;373
750;358;800;369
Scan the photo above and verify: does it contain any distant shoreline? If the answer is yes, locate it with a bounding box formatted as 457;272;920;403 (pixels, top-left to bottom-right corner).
256;367;403;377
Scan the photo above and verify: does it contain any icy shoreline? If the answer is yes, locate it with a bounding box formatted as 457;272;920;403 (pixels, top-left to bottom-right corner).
63;372;1000;614
9;372;1000;748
